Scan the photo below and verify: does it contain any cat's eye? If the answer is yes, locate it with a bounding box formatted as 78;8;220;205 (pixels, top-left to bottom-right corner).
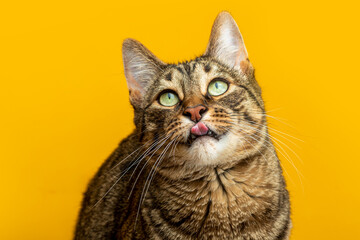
208;79;228;96
158;91;179;107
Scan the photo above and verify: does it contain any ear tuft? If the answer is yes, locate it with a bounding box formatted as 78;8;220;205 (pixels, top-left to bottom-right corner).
122;39;165;105
205;11;249;71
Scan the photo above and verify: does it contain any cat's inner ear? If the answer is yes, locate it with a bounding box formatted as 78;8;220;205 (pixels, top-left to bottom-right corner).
205;12;249;71
122;39;165;105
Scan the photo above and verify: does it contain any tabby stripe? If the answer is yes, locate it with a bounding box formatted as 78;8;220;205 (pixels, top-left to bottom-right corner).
165;72;172;81
196;197;212;236
145;204;179;240
215;168;228;194
243;111;256;125
139;103;152;142
176;66;184;74
192;62;197;71
116;174;141;234
183;64;192;76
230;97;245;109
238;84;263;110
276;213;290;240
148;182;199;235
204;64;211;72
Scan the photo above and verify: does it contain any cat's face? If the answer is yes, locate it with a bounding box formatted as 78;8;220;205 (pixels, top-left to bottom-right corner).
122;12;267;168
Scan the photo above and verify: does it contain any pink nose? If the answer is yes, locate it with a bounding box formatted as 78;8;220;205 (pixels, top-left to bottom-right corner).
183;105;207;122
191;122;209;136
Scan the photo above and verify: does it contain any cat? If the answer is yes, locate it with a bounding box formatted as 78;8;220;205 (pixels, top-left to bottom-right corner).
74;11;291;240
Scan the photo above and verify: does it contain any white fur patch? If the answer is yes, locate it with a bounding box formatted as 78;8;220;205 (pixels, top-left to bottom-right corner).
178;115;244;167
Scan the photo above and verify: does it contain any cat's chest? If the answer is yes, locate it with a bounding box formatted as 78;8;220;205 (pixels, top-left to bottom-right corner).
141;167;278;239
196;168;275;219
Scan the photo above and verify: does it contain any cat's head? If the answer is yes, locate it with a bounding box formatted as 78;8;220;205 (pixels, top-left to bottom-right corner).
122;12;267;169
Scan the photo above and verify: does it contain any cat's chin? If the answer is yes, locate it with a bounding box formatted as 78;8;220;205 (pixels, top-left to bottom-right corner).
185;132;238;166
191;135;219;147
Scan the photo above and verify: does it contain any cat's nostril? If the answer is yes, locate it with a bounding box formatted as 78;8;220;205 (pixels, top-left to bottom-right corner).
199;107;207;115
183;111;192;118
183;109;193;120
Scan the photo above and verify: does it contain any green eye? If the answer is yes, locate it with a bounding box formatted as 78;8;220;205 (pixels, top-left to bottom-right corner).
159;92;179;107
208;79;228;96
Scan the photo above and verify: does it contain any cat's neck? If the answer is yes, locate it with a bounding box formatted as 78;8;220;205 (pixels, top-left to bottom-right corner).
153;148;281;204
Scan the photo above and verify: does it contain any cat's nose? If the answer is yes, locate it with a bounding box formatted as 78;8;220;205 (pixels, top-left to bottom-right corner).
183;105;208;122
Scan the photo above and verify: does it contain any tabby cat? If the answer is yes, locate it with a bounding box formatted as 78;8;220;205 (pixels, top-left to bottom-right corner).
74;11;291;240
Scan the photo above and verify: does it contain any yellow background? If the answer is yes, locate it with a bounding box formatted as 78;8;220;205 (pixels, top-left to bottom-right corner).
1;0;359;239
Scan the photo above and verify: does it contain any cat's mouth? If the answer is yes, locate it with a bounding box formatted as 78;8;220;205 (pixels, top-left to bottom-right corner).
186;130;220;146
186;122;220;146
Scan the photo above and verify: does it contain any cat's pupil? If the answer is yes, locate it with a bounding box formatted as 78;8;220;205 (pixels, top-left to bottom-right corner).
215;82;219;89
168;93;171;99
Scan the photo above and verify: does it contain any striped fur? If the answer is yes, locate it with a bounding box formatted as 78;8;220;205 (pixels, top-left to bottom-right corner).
74;11;291;240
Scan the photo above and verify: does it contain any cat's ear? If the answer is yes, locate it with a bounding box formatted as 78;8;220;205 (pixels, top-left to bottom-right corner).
122;38;165;105
205;12;249;71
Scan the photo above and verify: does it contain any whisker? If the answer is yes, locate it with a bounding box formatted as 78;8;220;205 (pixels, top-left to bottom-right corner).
134;137;176;228
230;112;296;128
116;135;166;180
239;122;304;167
142;138;176;204
108;128;168;172
243;120;303;153
109;137;154;173
224;125;296;186
219;120;301;188
229;114;303;145
91;134;169;209
233;122;304;191
266;125;304;143
169;135;181;160
127;134;172;200
218;125;286;182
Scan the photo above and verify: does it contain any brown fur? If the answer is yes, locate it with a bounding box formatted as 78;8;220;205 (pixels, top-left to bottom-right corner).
74;12;291;239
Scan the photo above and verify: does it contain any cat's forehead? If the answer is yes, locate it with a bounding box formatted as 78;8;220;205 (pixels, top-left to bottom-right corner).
153;58;228;94
165;58;223;80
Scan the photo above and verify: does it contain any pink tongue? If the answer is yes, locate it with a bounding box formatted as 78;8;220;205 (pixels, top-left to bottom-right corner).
191;122;209;136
